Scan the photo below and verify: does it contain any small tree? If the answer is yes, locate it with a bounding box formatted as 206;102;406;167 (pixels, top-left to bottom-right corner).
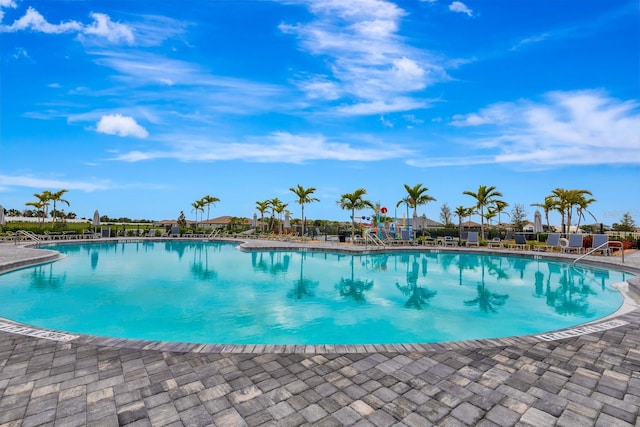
177;211;187;228
613;212;636;232
440;203;453;227
510;204;527;231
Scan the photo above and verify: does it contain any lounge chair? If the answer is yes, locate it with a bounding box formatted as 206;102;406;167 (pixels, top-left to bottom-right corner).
443;236;457;247
171;226;180;237
536;233;561;252
561;234;583;254
465;231;480;247
590;234;610;255
508;234;529;250
487;237;503;248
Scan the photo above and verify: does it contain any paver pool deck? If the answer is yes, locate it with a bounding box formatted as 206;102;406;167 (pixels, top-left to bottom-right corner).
1;238;639;426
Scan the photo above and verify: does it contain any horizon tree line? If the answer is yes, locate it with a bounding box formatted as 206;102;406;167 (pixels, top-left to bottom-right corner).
5;186;638;234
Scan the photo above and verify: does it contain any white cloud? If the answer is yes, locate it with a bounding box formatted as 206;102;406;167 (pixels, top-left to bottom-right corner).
109;131;414;164
449;1;473;16
280;0;448;115
96;114;149;138
0;6;135;45
1;6;82;33
80;13;134;45
431;90;640;167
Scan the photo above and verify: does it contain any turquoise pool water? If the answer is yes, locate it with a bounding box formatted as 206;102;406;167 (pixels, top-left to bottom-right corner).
0;241;632;345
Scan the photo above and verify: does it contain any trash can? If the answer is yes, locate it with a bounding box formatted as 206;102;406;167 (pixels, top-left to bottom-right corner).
338;234;346;243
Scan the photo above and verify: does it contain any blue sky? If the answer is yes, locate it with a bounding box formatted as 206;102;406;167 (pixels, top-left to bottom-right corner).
1;0;639;226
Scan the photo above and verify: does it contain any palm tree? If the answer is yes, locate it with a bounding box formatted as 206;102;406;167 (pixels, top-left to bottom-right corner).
565;189;593;233
494;200;510;226
29;191;52;228
397;183;436;238
548;188;571;233
201;195;220;223
463;185;503;240
337;188;374;236
574;193;597;231
255;200;271;231
191;200;204;227
25;200;45;229
272;199;288;234
289;184;319;237
48;189;70;224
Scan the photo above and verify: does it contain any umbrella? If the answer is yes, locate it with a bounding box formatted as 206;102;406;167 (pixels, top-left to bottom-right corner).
92;210;100;232
252;213;258;229
533;210;543;233
284;212;290;229
0;205;5;226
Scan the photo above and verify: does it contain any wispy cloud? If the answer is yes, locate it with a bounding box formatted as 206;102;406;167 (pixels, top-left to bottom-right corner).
0;6;134;44
279;0;449;115
0;174;111;192
109;131;414;164
409;90;640;167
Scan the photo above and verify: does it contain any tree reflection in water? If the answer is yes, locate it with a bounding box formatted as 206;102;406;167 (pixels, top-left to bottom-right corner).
190;244;217;281
251;252;290;275
546;266;596;317
463;257;509;313
28;264;66;291
336;256;373;304
287;253;318;300
396;255;437;309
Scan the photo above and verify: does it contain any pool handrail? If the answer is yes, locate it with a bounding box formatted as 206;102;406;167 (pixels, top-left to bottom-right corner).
574;240;624;265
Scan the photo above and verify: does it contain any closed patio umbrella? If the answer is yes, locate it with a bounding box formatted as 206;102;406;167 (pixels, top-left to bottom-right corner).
284;212;290;230
252;213;258;229
92;210;100;233
0;205;5;226
534;210;543;233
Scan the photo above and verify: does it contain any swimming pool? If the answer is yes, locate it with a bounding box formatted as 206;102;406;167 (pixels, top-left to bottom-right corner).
0;241;631;345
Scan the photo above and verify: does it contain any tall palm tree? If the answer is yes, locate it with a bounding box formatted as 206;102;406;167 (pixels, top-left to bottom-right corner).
548;188;571;233
565;189;593;233
337;188;374;235
463;185;503;240
494;200;510;226
574;193;597;231
289;184;319;237
255;200;271;231
25;200;45;229
398;183;436;218
201;195;220;223
48;189;70;224
30;191;52;228
191;200;204;227
270;197;287;233
397;183;436;238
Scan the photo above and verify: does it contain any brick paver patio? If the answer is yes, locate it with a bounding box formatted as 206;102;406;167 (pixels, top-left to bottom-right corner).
1;240;639;426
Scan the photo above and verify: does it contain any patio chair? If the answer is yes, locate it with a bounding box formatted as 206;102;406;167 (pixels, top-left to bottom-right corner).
487;237;503;248
465;231;480;247
508;234;529;250
443;236;457;247
536;233;561;252
561;234;583;254
590;234;610;255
